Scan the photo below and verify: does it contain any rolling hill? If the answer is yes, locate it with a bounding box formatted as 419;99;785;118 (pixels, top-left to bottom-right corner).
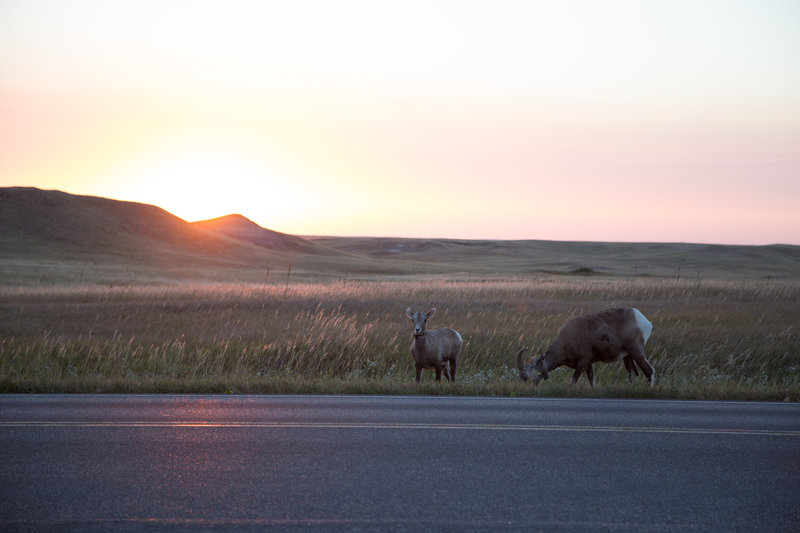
0;187;389;284
310;236;800;279
1;187;799;284
1;187;261;264
192;214;323;254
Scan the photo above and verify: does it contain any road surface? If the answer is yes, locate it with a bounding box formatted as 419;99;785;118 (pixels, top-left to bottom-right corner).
1;395;798;531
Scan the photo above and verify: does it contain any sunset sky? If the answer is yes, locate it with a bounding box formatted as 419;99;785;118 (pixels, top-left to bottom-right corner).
2;0;799;244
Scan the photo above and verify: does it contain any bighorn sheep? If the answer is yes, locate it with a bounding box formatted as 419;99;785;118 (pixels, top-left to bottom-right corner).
517;308;654;388
405;308;462;382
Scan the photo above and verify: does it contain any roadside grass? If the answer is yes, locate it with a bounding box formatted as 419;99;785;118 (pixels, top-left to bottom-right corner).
1;277;799;400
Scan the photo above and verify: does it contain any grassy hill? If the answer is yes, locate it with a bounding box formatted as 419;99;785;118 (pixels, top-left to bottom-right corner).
0;188;388;284
1;187;799;284
310;236;800;279
192;214;321;254
1;188;266;263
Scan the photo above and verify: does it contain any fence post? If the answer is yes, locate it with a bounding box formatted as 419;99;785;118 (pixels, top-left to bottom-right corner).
284;264;292;294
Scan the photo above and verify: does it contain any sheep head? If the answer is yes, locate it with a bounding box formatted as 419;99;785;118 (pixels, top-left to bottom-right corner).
516;348;547;383
406;307;436;337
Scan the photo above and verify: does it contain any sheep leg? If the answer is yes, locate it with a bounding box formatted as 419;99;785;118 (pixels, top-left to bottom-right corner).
434;365;443;382
623;356;639;383
448;359;457;382
571;367;584;384
626;346;655;387
441;364;451;382
585;364;596;388
415;365;423;383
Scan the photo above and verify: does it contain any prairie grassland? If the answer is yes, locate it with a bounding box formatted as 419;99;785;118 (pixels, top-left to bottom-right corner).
1;276;799;400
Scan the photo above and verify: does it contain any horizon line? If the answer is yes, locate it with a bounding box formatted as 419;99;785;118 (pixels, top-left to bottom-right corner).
5;185;799;248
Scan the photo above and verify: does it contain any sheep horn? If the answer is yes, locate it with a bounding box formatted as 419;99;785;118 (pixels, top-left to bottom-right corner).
517;348;530;382
516;348;529;371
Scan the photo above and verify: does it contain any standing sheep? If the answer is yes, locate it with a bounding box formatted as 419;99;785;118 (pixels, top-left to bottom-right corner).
405;308;462;382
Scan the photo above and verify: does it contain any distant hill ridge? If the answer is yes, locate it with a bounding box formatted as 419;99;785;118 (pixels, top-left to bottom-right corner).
0;187;270;262
0;187;331;254
192;214;321;253
2;187;799;283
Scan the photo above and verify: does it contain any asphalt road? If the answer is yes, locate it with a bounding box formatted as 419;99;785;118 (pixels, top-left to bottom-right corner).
1;395;798;532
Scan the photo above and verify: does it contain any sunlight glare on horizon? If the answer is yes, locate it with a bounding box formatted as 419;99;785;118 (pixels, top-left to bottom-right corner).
99;139;295;224
1;0;799;244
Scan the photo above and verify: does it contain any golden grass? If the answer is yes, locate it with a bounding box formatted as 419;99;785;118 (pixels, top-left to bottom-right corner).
1;276;799;400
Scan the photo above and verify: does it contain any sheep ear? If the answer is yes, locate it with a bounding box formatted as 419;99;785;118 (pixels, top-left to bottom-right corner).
426;308;436;318
405;308;413;318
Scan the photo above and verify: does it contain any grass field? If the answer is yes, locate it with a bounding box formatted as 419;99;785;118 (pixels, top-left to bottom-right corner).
2;276;798;400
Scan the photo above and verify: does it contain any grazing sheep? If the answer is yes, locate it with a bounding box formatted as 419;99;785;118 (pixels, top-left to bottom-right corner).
517;308;655;388
405;308;462;382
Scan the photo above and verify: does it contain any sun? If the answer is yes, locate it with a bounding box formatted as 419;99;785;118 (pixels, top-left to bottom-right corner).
102;137;308;228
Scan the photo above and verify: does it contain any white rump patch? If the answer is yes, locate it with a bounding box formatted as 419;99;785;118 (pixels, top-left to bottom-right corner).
632;308;653;344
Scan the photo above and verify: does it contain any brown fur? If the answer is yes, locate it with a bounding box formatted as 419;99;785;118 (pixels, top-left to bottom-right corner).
517;308;654;387
406;308;462;382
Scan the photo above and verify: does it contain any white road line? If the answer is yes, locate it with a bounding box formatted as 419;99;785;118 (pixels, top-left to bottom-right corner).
1;421;798;436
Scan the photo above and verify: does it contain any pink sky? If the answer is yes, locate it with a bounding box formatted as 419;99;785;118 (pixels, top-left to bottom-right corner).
2;1;799;244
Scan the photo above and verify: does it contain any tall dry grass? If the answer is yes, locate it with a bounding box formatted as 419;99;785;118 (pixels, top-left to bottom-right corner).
1;277;798;399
